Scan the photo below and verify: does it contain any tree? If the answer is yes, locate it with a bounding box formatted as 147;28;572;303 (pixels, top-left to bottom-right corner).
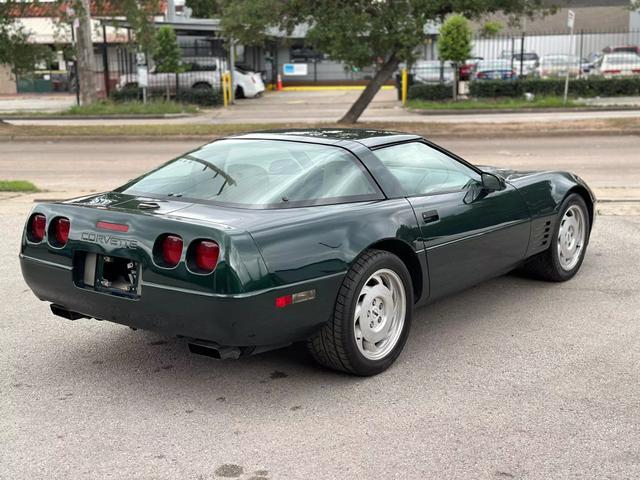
153;25;182;99
153;26;182;72
185;0;221;18
73;0;98;105
438;15;472;101
218;0;550;123
0;1;52;79
53;0;163;104
479;20;503;38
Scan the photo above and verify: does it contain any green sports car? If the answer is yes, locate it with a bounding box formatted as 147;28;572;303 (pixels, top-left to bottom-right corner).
20;129;595;376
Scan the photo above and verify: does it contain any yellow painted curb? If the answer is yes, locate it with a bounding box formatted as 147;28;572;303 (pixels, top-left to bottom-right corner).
280;85;395;91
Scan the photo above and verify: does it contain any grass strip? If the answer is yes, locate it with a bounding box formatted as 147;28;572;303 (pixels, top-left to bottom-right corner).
0;180;39;192
408;96;579;111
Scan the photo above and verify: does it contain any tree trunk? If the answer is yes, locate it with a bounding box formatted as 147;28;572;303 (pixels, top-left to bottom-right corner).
338;54;399;124
452;63;458;101
75;0;97;105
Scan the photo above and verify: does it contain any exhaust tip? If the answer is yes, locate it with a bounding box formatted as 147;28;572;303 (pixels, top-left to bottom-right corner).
188;342;241;360
50;304;88;321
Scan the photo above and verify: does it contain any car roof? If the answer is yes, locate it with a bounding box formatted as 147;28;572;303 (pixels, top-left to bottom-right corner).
227;128;421;148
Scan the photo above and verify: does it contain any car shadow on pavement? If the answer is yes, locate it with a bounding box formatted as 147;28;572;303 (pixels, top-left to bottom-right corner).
28;272;560;395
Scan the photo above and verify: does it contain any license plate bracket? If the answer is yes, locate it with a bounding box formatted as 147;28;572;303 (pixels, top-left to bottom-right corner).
75;252;141;299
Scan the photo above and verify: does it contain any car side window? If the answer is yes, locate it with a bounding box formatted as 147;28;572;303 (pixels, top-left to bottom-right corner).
373;142;481;196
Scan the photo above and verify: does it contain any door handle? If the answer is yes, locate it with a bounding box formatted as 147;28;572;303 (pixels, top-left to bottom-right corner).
422;210;439;224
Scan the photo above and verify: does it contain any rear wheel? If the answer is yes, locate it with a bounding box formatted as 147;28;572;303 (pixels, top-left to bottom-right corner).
307;249;413;376
522;193;590;282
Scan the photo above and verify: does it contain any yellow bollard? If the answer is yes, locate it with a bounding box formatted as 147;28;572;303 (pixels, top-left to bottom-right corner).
222;72;229;107
226;72;233;105
401;68;408;107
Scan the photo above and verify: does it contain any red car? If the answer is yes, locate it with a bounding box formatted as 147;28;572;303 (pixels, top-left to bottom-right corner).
603;45;640;56
459;57;483;80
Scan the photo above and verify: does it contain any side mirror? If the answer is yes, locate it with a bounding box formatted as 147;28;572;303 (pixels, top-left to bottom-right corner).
481;172;506;192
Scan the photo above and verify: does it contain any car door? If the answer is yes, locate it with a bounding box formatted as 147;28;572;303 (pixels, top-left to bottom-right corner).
372;141;531;301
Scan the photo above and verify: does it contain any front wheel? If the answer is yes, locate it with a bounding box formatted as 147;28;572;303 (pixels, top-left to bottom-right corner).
522;193;591;282
307;249;413;376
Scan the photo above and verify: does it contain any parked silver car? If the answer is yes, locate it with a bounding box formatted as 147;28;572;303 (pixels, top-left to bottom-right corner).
512;52;540;77
537;54;581;79
411;60;455;83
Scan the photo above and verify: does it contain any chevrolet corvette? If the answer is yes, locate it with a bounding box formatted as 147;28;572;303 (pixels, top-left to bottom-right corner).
20;129;595;375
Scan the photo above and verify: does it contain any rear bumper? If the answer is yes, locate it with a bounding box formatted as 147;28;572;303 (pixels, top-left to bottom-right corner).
20;254;342;347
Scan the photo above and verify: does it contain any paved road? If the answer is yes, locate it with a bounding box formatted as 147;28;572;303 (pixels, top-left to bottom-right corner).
2;136;640;479
3;213;639;480
1;136;638;197
4;90;640;125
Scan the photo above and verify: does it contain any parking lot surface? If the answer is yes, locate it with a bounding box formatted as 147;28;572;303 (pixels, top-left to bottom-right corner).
2;136;640;479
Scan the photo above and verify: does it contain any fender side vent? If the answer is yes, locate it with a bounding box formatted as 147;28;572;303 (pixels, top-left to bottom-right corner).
540;220;552;246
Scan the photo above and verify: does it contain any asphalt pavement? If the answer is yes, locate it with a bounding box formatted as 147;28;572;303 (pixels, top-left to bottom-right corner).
2;136;640;479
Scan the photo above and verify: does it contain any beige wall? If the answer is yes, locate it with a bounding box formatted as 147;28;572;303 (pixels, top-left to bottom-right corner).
0;65;17;95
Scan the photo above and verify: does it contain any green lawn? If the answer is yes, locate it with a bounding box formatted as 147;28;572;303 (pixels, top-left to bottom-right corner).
408;96;579;111
63;100;199;116
0;180;39;192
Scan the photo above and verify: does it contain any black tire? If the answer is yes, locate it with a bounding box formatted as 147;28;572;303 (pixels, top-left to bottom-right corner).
192;82;212;89
235;86;245;99
307;249;414;376
522;193;591;282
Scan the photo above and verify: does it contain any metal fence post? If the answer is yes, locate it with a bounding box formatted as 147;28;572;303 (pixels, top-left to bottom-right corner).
102;24;110;98
578;30;584;78
520;33;525;76
510;37;515;71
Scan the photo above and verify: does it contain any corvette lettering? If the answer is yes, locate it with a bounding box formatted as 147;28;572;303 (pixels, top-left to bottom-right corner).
81;232;138;249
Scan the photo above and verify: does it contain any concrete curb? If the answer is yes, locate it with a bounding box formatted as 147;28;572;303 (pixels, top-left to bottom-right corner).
1;129;639;143
407;106;640;115
0;113;194;121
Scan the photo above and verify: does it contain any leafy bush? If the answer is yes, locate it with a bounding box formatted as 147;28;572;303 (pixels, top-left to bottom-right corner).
470;77;640;98
176;87;223;106
407;83;453;101
111;86;223;106
110;86;143;102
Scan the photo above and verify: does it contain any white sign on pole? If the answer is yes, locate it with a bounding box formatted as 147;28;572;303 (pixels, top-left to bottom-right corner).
137;65;149;88
283;63;308;76
567;10;575;29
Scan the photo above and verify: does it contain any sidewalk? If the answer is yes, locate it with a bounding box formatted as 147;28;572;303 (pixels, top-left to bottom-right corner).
0;93;76;113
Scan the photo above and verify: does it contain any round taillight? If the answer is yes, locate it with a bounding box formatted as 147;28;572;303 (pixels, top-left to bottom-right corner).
161;235;183;267
52;217;70;246
194;240;219;273
30;214;46;242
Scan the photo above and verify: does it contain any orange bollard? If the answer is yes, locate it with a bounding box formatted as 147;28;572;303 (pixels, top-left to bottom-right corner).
276;73;283;91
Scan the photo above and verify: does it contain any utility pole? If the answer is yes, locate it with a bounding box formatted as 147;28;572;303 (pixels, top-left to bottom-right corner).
74;0;98;105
